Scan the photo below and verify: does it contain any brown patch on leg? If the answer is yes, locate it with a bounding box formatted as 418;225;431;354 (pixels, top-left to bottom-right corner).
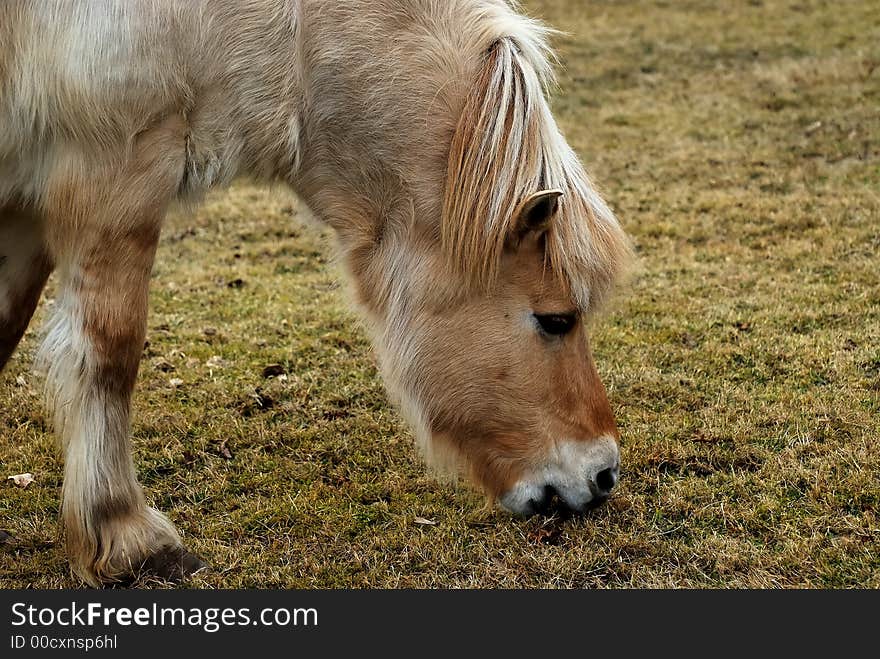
54;223;198;586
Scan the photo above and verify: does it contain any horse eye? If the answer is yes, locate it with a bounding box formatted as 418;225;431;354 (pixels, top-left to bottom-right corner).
533;313;578;337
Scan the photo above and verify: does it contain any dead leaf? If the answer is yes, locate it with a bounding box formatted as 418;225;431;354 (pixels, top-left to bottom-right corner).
8;473;35;489
414;517;437;526
528;525;563;545
262;364;285;378
217;440;233;460
235;388;275;417
153;358;175;373
169;378;184;388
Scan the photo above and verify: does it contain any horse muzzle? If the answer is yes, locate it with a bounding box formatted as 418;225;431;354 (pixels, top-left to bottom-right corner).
499;436;620;516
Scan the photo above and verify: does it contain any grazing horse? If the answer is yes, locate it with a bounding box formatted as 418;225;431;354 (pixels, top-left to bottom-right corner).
0;0;632;586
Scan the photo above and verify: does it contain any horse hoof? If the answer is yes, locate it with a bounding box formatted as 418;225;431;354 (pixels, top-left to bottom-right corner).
140;546;208;582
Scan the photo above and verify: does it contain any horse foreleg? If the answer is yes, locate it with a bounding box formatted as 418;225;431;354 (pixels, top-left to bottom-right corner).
0;205;52;370
40;117;205;586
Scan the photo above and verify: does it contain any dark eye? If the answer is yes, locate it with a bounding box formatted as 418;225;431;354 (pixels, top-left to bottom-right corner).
534;313;578;337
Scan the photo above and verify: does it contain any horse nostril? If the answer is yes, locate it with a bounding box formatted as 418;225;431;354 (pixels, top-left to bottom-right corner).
528;484;559;515
594;467;618;496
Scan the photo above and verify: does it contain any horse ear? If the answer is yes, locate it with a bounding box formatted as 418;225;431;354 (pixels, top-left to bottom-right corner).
509;189;563;246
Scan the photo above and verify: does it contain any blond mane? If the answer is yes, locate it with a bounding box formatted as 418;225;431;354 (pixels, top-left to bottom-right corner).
441;28;632;310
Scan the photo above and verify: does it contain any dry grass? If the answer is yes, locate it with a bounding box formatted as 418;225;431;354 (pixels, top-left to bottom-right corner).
2;0;878;588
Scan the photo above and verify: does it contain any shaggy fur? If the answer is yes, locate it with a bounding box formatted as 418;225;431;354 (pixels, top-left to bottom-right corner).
0;0;631;585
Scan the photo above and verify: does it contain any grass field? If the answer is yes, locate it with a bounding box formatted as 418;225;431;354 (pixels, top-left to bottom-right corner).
2;0;878;588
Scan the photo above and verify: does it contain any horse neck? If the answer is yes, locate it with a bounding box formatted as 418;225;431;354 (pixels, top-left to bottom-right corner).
185;0;304;187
